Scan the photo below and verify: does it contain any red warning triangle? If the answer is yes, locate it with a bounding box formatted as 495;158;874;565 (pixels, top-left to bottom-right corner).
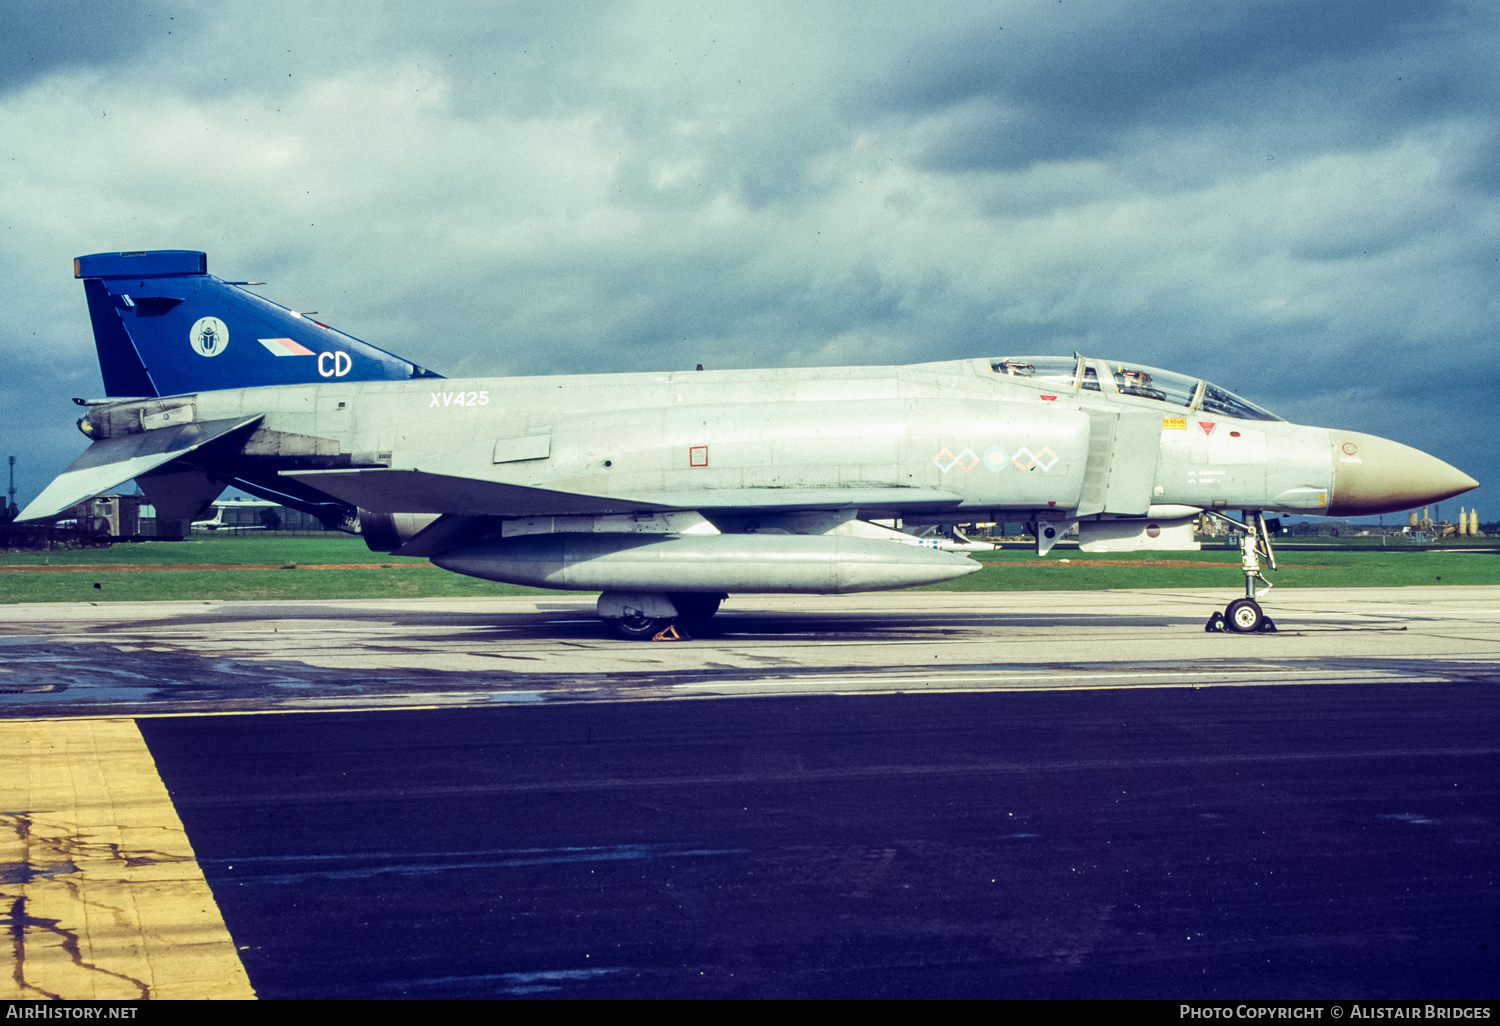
1198;421;1216;436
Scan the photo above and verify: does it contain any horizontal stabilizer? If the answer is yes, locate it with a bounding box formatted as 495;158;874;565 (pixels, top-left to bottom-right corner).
17;416;263;522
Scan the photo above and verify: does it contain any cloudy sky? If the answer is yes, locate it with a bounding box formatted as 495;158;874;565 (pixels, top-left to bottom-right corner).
2;0;1496;518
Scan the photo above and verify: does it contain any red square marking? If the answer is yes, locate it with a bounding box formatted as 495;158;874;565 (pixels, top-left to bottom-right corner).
689;445;709;468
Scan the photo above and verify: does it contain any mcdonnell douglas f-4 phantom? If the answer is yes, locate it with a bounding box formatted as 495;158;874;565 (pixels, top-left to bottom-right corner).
20;250;1479;637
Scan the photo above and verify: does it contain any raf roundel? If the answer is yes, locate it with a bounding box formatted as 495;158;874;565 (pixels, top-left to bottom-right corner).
189;316;229;358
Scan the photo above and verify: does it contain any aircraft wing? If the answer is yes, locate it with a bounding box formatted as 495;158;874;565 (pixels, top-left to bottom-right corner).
282;469;672;517
283;468;964;518
17;416;264;522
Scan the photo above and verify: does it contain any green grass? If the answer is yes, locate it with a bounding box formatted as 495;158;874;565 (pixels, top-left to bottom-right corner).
3;533;1498;603
0;534;554;603
0;534;419;566
920;546;1500;592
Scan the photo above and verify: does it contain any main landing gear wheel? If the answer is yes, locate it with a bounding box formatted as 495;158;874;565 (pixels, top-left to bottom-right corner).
610;614;674;640
1225;597;1264;633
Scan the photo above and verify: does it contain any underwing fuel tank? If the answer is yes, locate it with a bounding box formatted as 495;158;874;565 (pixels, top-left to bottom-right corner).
432;533;982;593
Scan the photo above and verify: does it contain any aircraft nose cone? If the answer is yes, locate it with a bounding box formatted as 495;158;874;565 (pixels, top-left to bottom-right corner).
1327;431;1478;516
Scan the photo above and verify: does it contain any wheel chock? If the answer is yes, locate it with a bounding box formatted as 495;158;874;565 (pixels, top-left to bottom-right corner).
1258;617;1277;633
651;623;690;642
1204;611;1226;632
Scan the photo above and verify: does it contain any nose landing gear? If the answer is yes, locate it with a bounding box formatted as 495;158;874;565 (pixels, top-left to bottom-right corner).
1204;512;1278;633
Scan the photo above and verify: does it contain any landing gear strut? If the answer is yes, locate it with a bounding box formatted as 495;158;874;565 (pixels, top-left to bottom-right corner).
1204;512;1278;634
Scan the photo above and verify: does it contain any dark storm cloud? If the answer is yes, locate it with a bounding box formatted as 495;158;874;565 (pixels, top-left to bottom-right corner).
0;0;200;93
884;1;1498;173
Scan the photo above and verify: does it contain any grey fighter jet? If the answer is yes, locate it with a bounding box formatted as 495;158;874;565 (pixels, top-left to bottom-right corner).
20;251;1479;637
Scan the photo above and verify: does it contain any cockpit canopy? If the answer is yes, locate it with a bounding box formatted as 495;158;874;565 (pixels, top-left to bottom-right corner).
989;355;1281;422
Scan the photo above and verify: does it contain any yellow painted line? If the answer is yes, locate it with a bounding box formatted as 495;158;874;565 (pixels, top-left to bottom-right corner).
0;718;255;1000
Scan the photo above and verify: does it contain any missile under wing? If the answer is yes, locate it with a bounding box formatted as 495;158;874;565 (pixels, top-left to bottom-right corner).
20;250;1478;638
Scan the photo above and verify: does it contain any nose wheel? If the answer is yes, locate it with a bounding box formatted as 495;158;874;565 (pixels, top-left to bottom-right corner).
1203;512;1278;633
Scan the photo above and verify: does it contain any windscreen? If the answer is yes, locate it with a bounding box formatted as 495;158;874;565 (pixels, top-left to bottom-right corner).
1199;383;1282;421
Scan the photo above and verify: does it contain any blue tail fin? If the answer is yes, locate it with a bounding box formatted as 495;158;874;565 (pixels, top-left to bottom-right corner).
76;250;442;397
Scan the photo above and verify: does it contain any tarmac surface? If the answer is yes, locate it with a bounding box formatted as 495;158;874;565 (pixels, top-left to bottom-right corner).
2;588;1498;998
